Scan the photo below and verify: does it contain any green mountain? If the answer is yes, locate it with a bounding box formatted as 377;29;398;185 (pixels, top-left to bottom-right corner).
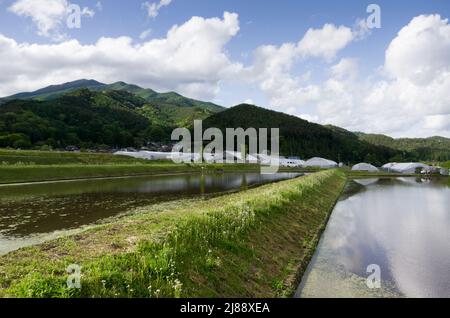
0;89;172;149
1;81;446;164
0;79;105;102
1;79;225;127
101;82;224;127
202;104;404;165
356;133;450;161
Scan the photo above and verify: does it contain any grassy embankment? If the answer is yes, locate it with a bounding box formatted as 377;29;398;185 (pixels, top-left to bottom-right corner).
0;149;309;184
0;170;346;298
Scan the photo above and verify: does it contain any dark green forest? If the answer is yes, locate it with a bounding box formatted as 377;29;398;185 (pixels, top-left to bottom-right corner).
202;104;403;165
357;133;450;162
0;89;157;149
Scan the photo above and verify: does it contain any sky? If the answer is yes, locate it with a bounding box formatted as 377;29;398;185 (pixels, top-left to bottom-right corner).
0;0;449;138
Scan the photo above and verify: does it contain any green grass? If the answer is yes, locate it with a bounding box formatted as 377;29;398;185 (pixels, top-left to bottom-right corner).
0;149;312;184
0;149;151;165
0;164;197;184
0;170;346;298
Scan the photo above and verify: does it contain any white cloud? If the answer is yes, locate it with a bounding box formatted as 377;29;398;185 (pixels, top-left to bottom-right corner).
298;113;320;123
245;15;450;137
244;23;354;112
297;24;353;61
352;18;372;41
385;14;450;85
139;28;152;40
424;115;450;130
2;9;449;137
0;12;242;101
330;58;359;80
312;15;450;137
143;0;172;18
8;0;95;40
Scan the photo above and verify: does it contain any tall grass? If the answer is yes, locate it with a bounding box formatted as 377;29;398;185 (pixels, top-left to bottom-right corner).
2;170;345;298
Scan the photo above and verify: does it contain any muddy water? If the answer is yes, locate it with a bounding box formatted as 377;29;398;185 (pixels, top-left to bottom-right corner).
0;172;302;255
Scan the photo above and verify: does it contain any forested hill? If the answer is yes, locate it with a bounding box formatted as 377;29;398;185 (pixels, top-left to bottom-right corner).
0;79;224;128
0;88;225;149
0;89;159;149
202;104;404;165
357;133;450;161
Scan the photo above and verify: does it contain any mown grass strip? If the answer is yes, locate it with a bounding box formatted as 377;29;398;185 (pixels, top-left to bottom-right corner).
0;170;346;298
0;149;153;165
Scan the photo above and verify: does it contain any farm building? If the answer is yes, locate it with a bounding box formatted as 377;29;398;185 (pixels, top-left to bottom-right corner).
352;163;379;172
304;157;338;168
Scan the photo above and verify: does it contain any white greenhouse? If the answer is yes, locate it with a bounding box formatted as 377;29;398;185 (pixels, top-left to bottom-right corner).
279;158;305;168
114;151;201;162
383;162;431;174
304;157;338;168
382;162;397;170
351;163;379;172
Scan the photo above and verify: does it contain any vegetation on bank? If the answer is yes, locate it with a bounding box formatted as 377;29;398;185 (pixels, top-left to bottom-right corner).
0;164;195;184
0;149;313;184
0;170;346;298
0;149;153;165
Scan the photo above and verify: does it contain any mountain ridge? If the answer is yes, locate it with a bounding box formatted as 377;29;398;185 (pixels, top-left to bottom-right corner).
0;79;225;128
202;104;403;165
1;80;448;162
356;132;450;161
1;79;105;102
1;79;223;112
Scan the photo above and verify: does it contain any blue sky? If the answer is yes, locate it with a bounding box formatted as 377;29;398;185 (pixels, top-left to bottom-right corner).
0;0;449;137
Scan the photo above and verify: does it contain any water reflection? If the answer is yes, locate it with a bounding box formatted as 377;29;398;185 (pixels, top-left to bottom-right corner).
297;177;450;298
0;172;301;255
